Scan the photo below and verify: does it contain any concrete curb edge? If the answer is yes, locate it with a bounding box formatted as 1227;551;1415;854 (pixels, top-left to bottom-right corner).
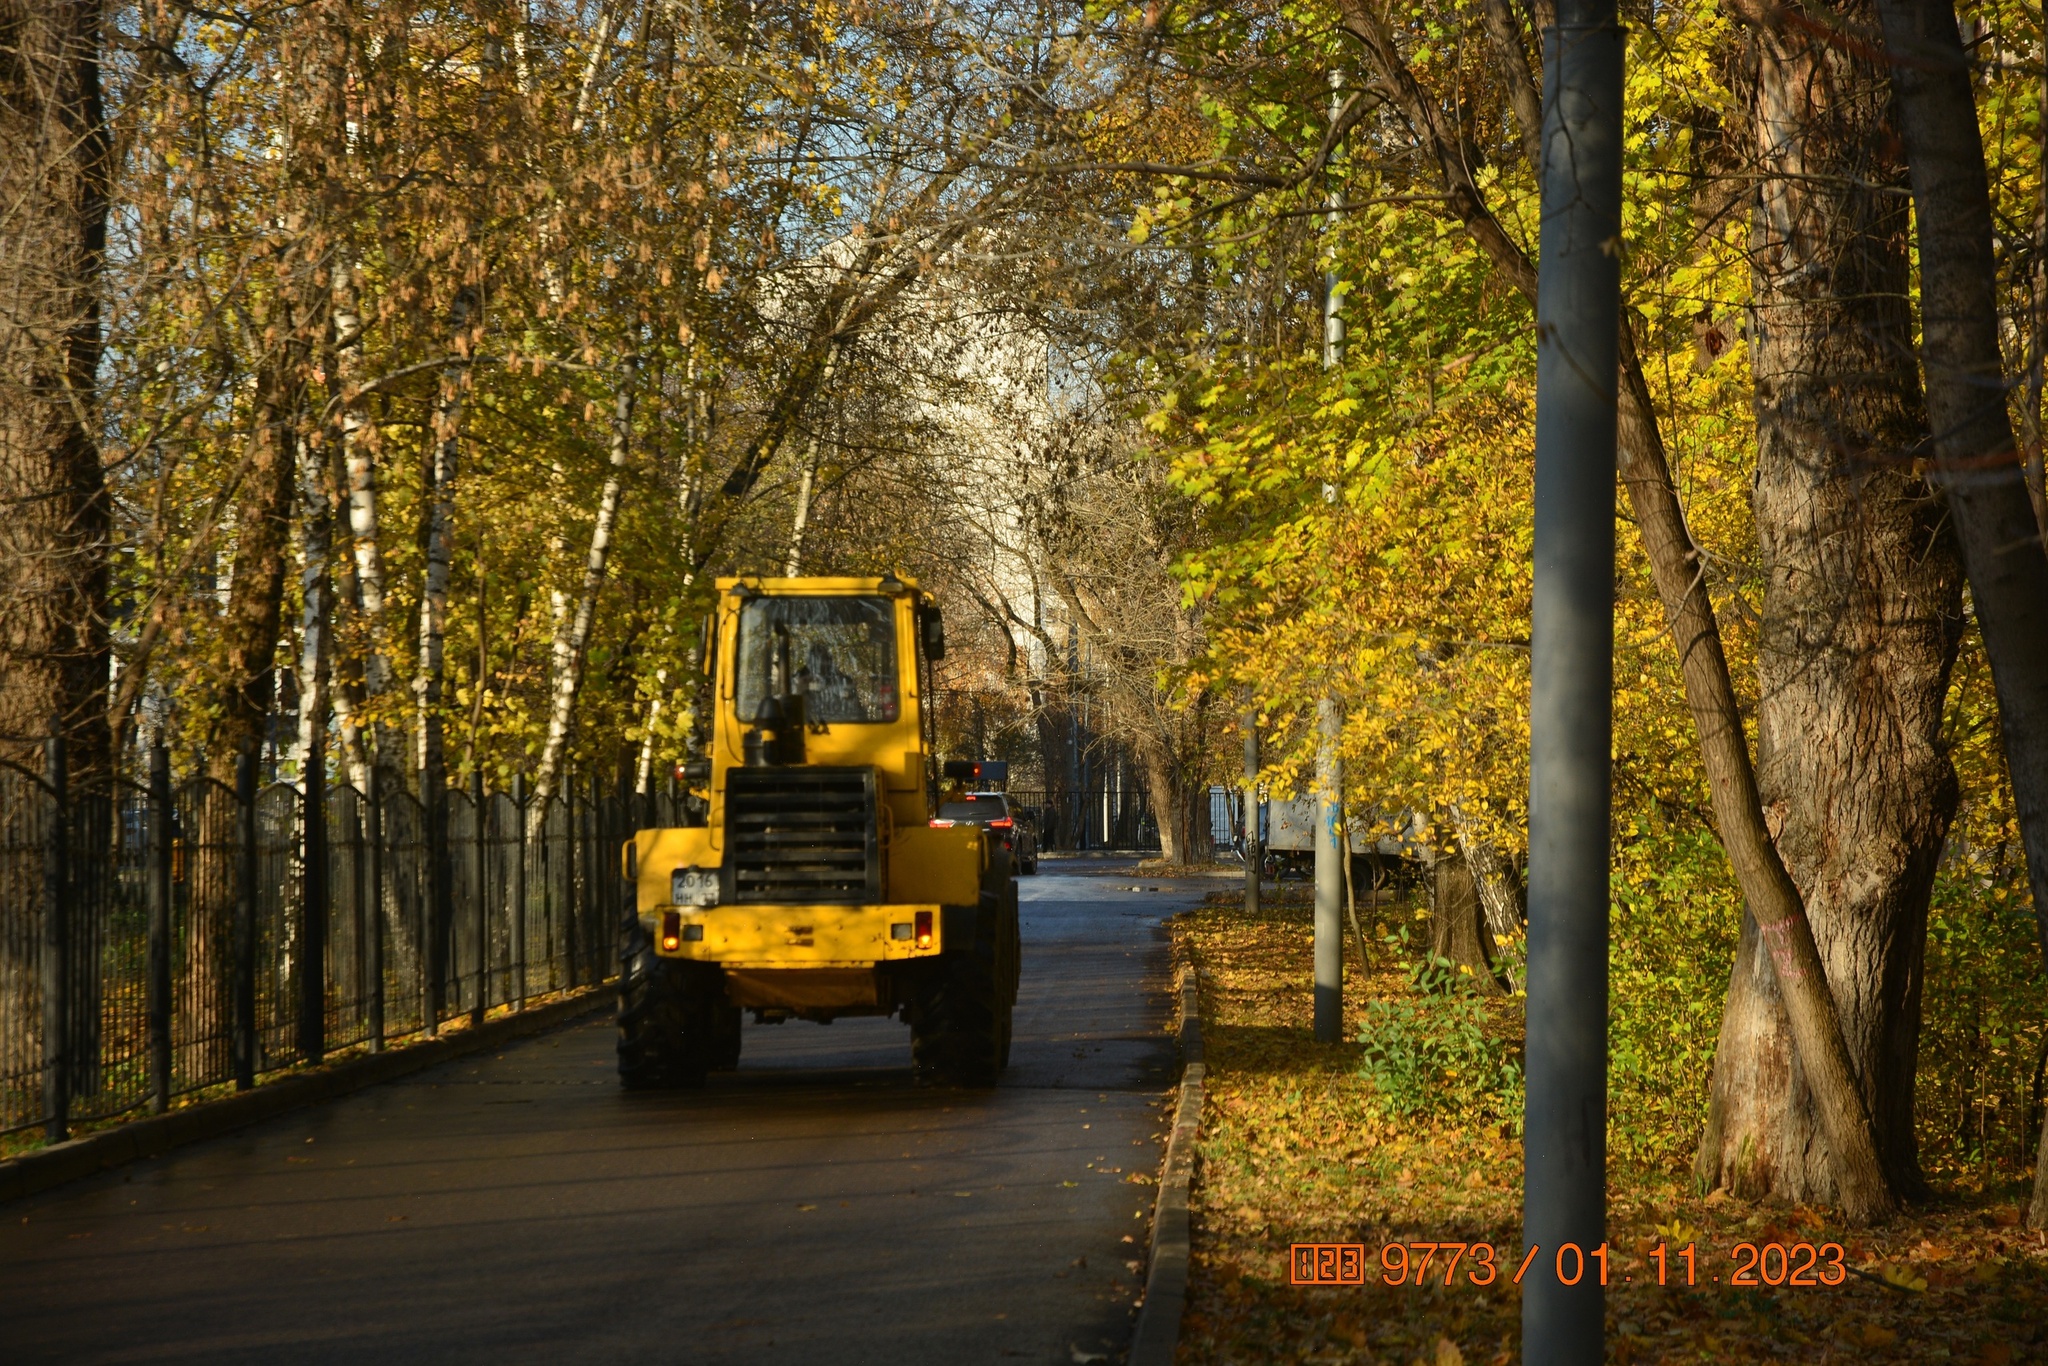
0;986;614;1206
1129;926;1204;1366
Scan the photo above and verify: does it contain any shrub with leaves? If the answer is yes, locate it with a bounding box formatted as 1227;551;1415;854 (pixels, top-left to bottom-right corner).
1357;931;1524;1125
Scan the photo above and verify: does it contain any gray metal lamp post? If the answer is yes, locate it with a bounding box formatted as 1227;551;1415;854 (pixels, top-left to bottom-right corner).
1523;6;1623;1363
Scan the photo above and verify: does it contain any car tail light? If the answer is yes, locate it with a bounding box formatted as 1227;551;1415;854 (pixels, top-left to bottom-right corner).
660;910;682;952
989;817;1013;830
914;910;933;949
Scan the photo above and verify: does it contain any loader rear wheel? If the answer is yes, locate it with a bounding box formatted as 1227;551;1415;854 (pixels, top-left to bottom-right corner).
710;1004;743;1072
910;851;1018;1086
617;924;718;1089
910;939;1004;1086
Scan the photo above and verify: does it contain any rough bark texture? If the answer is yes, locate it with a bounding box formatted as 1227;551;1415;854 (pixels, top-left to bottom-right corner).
1134;728;1212;865
1869;0;2048;1228
1429;855;1506;996
1695;0;1964;1205
1339;0;1899;1217
0;0;111;776
1448;802;1526;988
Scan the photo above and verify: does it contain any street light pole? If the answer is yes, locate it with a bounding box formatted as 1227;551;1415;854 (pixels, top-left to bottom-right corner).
1523;6;1623;1365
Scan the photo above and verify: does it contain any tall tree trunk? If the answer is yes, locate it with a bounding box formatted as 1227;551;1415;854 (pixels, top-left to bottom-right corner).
1448;802;1524;990
187;0;344;1075
332;251;394;792
1695;0;1965;1205
0;0;111;778
783;348;837;576
785;442;820;576
0;0;111;1110
1339;0;1898;1219
1429;853;1505;995
531;355;639;826
188;358;303;1075
1870;0;2048;1227
415;296;475;786
292;405;334;782
1133;731;1194;864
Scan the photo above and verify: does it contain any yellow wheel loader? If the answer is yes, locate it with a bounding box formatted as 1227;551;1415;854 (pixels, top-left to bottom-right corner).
619;574;1020;1088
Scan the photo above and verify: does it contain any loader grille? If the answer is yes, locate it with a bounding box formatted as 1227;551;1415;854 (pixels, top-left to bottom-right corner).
724;766;880;905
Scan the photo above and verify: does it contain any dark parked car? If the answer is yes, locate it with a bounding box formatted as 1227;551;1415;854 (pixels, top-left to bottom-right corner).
935;792;1039;874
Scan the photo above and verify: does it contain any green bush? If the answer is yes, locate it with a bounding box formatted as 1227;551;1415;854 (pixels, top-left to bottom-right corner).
1357;930;1525;1125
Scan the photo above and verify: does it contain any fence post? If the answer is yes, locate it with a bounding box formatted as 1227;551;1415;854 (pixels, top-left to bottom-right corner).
148;742;174;1114
366;766;385;1051
233;747;257;1089
472;768;487;1026
425;771;448;1035
298;731;327;1065
41;727;70;1143
512;774;528;1008
563;766;579;990
594;770;610;983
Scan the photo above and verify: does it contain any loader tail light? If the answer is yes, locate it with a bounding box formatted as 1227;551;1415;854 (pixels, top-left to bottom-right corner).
661;910;682;952
914;910;933;949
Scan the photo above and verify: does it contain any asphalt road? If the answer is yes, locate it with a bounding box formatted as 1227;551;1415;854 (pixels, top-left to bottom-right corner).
0;862;1211;1366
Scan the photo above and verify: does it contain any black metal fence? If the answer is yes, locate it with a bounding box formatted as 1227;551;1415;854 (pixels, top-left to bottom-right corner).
1008;787;1158;851
1;743;670;1143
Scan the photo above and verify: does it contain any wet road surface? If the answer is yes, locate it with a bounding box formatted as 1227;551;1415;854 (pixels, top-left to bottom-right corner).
0;863;1211;1366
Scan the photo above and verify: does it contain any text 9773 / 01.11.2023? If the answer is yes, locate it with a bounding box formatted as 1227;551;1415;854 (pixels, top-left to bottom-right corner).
1290;1240;1854;1289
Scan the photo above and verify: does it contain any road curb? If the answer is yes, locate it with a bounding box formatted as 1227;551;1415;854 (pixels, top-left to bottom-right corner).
0;987;614;1207
1130;926;1203;1366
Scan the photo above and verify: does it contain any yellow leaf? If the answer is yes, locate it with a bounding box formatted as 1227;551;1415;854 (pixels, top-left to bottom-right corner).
1878;1264;1927;1293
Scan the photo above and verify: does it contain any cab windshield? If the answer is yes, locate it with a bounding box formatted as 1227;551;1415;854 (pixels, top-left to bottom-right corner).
735;595;900;724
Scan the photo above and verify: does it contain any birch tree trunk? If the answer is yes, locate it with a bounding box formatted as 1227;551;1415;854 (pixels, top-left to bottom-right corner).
331;252;395;792
784;453;819;577
415;295;475;785
784;349;838;576
292;401;334;782
530;355;639;829
1694;0;1964;1206
1869;0;2048;1227
634;678;664;797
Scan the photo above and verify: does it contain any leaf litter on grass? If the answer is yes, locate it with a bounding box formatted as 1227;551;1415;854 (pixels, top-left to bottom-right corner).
1171;895;2048;1364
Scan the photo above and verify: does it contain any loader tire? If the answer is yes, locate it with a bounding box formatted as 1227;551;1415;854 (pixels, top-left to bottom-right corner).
911;851;1018;1087
710;1004;743;1072
617;922;715;1090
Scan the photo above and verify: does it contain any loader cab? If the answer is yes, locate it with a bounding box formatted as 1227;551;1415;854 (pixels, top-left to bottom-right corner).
708;575;943;832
